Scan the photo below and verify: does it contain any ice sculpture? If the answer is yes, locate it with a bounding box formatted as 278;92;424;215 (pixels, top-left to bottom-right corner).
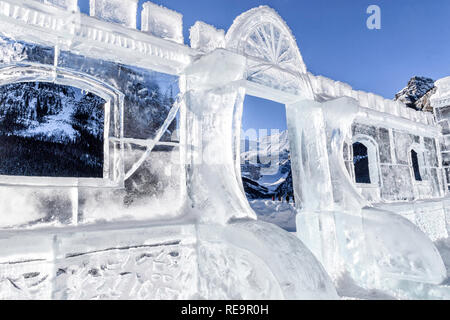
287;97;448;298
0;0;447;300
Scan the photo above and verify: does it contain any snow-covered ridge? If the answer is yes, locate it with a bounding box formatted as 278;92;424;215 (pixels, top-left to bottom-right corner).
241;130;293;199
395;76;436;111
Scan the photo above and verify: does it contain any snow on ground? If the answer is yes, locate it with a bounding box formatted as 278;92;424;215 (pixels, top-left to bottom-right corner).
249;199;297;232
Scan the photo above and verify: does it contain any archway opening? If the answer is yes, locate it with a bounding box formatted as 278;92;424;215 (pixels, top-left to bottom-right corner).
240;95;296;232
353;142;371;184
0;82;105;178
411;149;422;181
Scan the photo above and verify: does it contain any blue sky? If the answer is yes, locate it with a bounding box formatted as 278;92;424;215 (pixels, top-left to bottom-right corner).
78;0;450;133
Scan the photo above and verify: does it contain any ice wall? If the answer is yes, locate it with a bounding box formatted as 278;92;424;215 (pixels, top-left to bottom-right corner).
287;97;448;298
0;36;184;228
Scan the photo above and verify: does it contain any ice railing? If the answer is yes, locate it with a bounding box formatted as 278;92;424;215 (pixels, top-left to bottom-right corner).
308;73;436;126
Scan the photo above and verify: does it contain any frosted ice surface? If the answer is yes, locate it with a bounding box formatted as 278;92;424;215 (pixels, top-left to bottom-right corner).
32;0;78;11
90;0;138;28
141;2;183;44
198;221;338;299
190;21;225;52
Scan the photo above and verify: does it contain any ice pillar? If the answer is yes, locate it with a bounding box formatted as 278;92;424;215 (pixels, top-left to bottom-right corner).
286;100;337;266
286;97;367;277
181;49;256;224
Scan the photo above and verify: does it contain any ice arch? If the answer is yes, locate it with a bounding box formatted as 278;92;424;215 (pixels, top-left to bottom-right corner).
352;134;381;186
225;6;313;98
226;6;307;74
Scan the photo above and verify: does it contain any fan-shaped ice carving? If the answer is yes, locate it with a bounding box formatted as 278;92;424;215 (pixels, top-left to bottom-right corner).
226;6;306;75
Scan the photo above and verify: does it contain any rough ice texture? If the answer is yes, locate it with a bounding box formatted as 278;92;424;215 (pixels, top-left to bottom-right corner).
90;0;138;28
189;21;225;52
0;221;338;300
141;2;183;44
375;200;448;241
32;0;78;11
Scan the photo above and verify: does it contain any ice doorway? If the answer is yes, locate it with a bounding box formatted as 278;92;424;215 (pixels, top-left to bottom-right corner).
238;95;296;232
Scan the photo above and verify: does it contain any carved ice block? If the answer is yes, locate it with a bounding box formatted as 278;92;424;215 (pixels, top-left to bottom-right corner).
190;21;225;52
141;2;183;44
90;0;138;29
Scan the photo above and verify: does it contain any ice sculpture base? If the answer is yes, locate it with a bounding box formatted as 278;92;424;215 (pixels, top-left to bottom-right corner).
0;219;338;300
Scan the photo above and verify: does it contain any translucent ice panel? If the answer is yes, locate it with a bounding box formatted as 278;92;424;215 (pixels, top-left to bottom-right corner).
0;36;54;66
90;0;138;28
57;51;180;140
363;207;446;284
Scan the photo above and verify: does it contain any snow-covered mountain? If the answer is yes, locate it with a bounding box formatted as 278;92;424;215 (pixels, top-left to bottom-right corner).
0;82;104;142
240;130;293;199
394;76;436;111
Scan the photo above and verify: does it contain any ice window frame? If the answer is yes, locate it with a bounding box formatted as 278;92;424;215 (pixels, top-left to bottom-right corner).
408;144;428;183
0;65;125;188
351;134;381;188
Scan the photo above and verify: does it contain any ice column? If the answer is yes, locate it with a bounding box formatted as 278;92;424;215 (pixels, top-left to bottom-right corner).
182;49;256;224
286;100;341;272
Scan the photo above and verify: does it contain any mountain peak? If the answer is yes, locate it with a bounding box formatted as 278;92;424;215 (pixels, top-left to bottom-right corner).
394;76;435;111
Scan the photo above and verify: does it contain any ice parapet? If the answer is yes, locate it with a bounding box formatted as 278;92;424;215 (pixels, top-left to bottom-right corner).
90;0;138;28
32;0;78;11
190;21;225;53
141;2;183;44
